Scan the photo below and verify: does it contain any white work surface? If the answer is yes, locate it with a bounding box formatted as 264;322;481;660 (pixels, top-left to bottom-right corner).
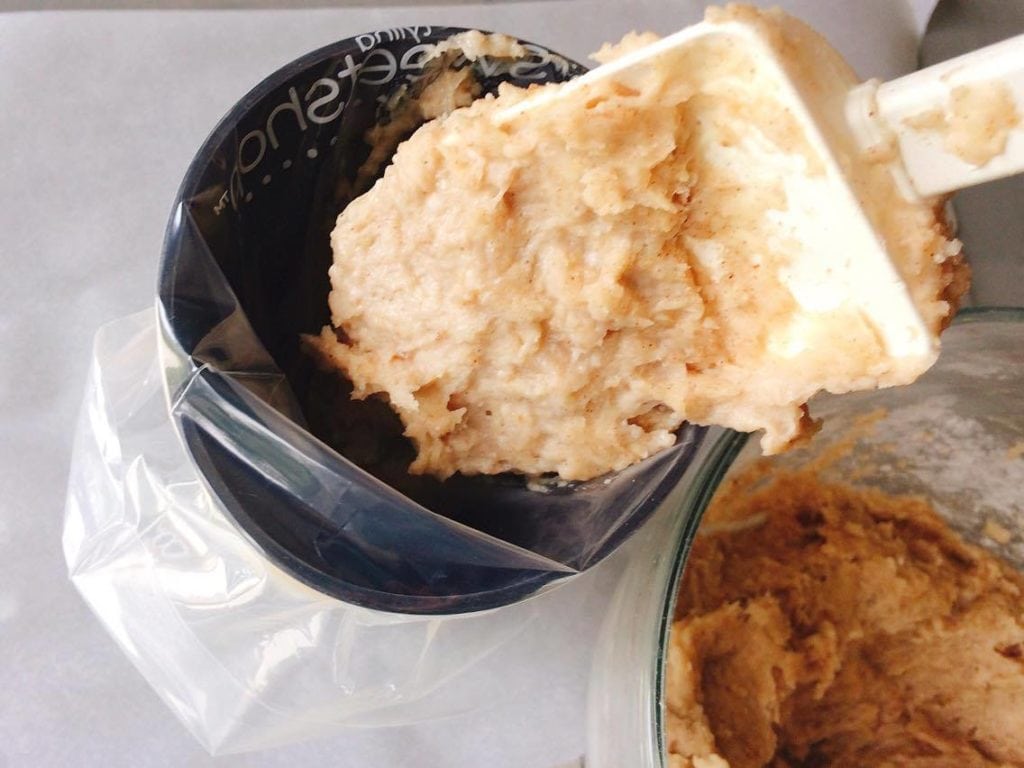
0;1;952;766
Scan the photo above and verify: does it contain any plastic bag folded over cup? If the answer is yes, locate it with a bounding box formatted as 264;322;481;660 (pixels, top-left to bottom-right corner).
63;29;714;752
64;310;634;754
153;27;708;615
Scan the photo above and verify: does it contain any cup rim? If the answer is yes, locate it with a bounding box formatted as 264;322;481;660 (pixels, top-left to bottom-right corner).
154;28;712;616
157;27;583;616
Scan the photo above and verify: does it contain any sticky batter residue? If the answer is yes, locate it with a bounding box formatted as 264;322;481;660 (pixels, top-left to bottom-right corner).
906;79;1021;167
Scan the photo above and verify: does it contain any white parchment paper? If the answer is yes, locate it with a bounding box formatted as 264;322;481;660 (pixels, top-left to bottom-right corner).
0;2;940;766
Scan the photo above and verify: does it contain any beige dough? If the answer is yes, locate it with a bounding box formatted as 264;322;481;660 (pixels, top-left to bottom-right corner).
309;7;967;481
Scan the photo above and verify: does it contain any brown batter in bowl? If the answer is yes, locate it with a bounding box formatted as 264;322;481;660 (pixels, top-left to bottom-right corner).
666;467;1024;767
657;309;1024;767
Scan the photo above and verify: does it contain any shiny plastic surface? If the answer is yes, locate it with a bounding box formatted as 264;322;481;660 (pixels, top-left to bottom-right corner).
158;29;708;614
63;310;621;755
586;308;1024;767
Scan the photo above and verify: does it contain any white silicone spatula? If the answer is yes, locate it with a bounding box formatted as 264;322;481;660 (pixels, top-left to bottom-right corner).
488;12;1024;407
499;21;1024;201
847;33;1024;198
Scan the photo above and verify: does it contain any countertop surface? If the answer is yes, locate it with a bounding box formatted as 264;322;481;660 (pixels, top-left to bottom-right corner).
8;1;1008;766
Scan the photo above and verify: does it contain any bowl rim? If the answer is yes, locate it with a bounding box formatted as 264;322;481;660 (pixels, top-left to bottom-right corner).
649;304;1024;764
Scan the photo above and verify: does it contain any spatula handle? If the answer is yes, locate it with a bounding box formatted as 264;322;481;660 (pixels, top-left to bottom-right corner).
849;33;1024;198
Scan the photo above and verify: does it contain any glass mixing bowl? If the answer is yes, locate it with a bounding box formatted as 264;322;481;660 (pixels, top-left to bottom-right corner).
587;307;1024;767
